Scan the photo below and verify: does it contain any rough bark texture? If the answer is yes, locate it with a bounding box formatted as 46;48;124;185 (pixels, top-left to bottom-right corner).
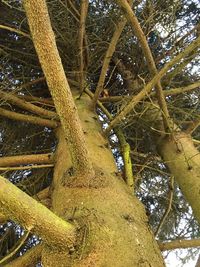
47;92;165;267
158;131;200;223
22;1;166;266
24;0;94;177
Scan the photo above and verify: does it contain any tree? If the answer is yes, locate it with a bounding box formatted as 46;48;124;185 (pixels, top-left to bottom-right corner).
0;0;199;266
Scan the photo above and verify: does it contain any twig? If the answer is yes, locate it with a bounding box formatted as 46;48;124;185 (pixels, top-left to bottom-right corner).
155;176;174;237
0;24;30;38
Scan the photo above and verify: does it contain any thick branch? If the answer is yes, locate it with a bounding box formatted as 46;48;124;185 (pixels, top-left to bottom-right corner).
24;0;94;177
105;35;200;134
0;176;75;249
0;107;58;128
0;187;50;224
159;239;200;251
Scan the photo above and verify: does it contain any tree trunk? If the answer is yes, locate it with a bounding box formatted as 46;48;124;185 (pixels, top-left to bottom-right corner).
21;0;165;266
46;91;165;266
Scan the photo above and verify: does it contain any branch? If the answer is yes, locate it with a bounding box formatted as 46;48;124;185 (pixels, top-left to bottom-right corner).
99;80;200;103
164;81;200;96
0;230;30;266
92;17;128;105
4;244;43;267
0;107;58;128
104;35;200;134
115;128;134;189
155;176;174;237
24;0;94;177
0;153;54;167
116;0;170;130
0;90;58;119
79;0;89;92
185;119;200;135
159;238;200;251
0;24;30;38
0;187;50;225
19;77;46;89
20;95;54;106
0;176;75;249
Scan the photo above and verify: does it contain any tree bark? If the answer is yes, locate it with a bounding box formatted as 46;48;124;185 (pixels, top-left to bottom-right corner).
48;92;165;266
20;0;166;266
157;131;200;223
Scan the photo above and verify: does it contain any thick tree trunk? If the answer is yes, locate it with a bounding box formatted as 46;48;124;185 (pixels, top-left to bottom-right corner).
47;92;165;267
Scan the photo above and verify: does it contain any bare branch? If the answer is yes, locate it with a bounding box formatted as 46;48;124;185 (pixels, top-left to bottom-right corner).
99;80;200;102
79;0;89;92
24;0;94;177
185;120;200;135
0;90;58;120
155;176;174;237
93;17;127;105
0;230;30;266
0;153;54;167
0;175;75;249
4;244;43;267
116;0;170;130
159;238;200;251
104;35;200;134
0;24;30;38
0;107;58;128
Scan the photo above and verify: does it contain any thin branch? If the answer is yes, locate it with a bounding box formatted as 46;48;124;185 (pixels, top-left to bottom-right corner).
0;153;54;167
0;175;75;249
0;164;54;171
115;128;134;189
4;244;43;267
99;80;200;102
185;120;200;135
155;176;174;237
79;0;89;92
159;238;200;251
164;50;198;82
0;90;58;120
93;17;128;106
104;35;200;134
116;0;170;130
156;23;200;63
0;107;58;128
19;77;46;89
0;230;30;266
0;24;30;38
19;95;54;106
